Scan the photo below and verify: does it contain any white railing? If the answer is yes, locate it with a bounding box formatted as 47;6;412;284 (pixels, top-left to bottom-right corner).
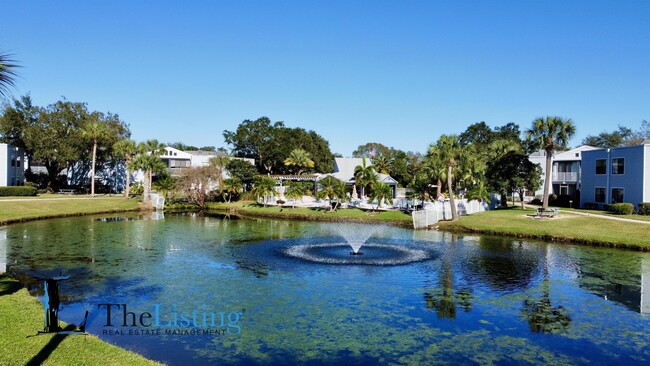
553;172;578;181
412;199;485;229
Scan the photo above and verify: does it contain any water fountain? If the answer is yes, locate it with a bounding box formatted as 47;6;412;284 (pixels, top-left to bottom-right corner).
283;223;435;265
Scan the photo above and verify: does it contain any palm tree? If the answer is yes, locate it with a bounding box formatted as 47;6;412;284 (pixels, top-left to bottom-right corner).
113;139;137;198
153;175;176;201
81;118;109;197
284;182;306;208
466;180;491;205
284;148;315;175
429;135;463;221
222;177;243;203
316;176;346;211
526;116;576;209
0;52;18;99
372;155;390;174
353;157;376;199
521;246;571;333
209;153;230;194
251;176;278;207
369;181;393;210
131;140;166;209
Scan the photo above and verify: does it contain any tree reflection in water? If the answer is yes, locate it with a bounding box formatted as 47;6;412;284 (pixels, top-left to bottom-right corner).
521;246;571;333
424;236;472;319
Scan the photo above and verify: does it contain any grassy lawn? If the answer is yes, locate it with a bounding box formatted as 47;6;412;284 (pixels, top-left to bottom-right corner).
0;274;160;366
438;207;650;250
0;197;139;224
205;201;413;226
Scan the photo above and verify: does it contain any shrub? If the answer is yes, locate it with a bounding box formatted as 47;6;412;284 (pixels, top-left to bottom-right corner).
606;203;634;215
636;203;649;214
530;198;542;205
0;186;37;196
239;191;257;201
275;199;285;205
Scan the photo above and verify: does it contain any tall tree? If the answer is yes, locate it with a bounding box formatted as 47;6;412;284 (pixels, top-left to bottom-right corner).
223;117;334;174
81;117;109;196
1;96;129;190
581;125;634;148
226;159;257;191
131;140;166;208
353;157;376;199
486;152;542;209
284;148;315;175
526;116;576;209
209;153;230;193
429;135;463;221
113;139;137;198
0;52;18;99
352;142;390;158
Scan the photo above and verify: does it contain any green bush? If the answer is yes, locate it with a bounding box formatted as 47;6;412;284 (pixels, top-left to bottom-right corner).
638;203;650;215
606;203;634;215
0;186;37;196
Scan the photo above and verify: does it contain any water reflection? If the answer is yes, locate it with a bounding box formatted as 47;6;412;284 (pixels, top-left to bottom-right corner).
462;236;540;293
521;247;571;334
424;238;472;319
3;214;650;365
567;246;650;314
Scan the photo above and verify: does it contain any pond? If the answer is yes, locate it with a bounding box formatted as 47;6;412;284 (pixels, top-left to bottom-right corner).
2;212;650;365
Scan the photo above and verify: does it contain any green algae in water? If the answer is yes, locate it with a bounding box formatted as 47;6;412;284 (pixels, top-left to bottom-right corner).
3;213;650;365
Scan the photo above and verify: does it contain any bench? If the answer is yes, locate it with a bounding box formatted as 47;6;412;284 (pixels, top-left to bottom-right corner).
536;208;558;217
58;189;76;195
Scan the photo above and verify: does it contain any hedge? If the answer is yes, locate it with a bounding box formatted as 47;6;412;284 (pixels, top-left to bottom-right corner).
606;202;635;215
638;203;650;216
0;186;38;196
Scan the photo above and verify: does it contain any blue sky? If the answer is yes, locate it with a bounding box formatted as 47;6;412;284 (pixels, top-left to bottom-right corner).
2;1;648;156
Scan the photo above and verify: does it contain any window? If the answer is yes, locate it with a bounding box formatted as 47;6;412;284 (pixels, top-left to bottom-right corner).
10;159;15;167
612;158;624;175
611;188;624;204
596;159;606;174
595;188;605;203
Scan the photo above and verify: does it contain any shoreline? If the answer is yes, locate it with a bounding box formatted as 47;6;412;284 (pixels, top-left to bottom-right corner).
2;197;649;251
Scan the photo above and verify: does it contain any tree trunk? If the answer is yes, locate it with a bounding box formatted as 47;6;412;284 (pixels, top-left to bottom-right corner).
90;141;97;197
124;160;131;199
500;190;508;207
143;169;152;209
542;149;553;209
447;164;458;221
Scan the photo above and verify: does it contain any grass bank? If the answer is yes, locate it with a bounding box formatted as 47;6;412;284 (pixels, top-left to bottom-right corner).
438;207;650;251
0;274;161;366
202;201;413;227
0;196;140;225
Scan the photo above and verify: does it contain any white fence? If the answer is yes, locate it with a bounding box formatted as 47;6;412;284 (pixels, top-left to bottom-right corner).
412;199;485;229
150;193;166;211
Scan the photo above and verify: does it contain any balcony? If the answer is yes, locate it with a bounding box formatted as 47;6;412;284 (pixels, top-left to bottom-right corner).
553;172;578;182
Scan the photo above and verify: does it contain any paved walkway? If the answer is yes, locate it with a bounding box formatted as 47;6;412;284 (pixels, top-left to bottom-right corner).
0;196;120;202
558;209;650;225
